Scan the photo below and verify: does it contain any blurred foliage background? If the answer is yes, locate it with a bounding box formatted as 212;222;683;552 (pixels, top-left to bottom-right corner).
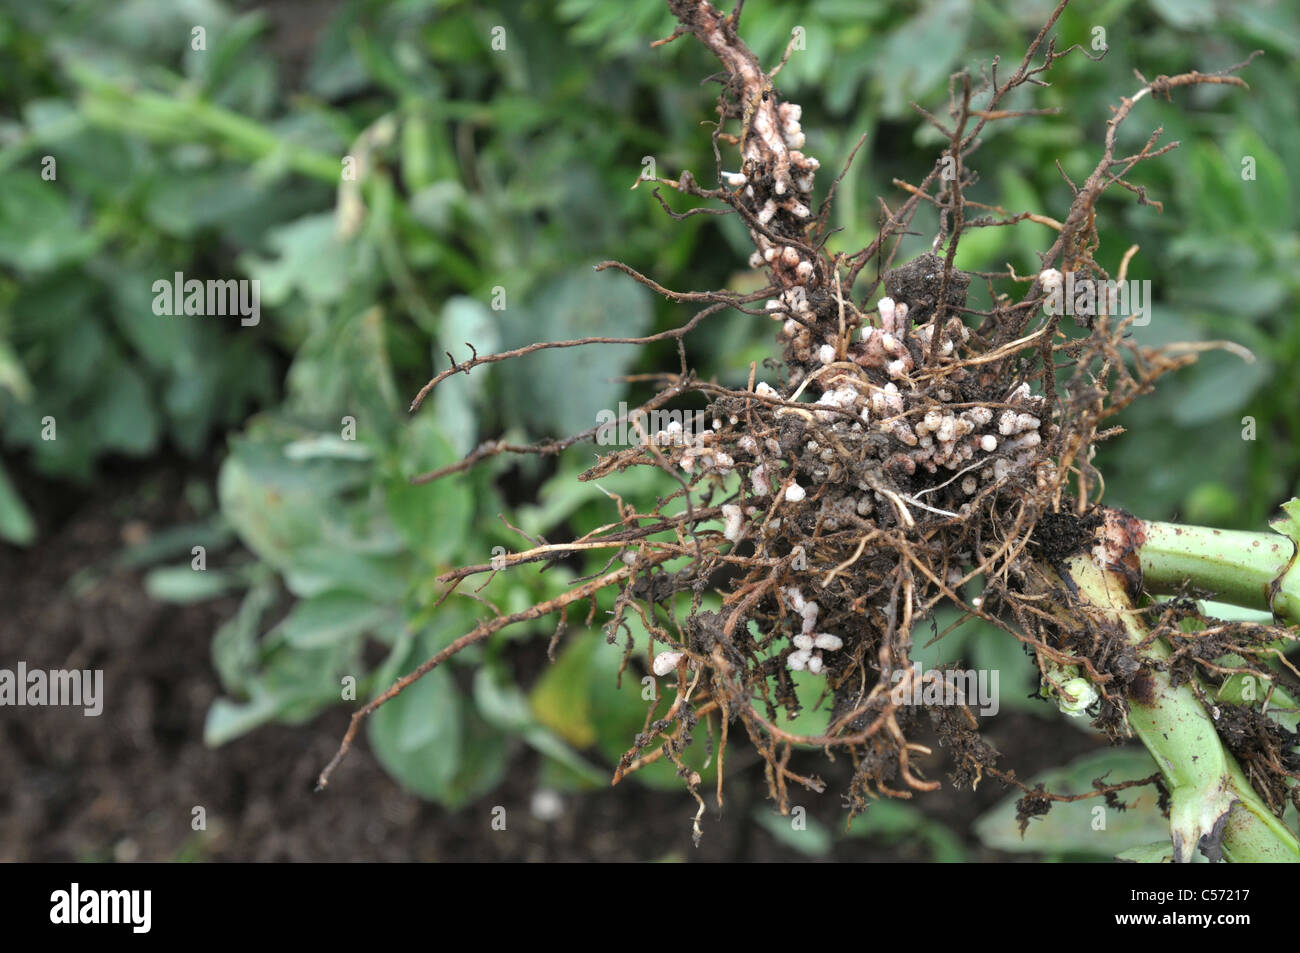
1;0;1297;860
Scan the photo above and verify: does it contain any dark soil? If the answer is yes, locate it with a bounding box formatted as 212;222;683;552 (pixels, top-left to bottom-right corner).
1;459;1109;862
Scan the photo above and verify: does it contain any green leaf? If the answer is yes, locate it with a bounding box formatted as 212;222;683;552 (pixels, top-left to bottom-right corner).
90;361;159;455
218;429;390;588
1268;498;1300;546
842;800;967;862
995;167;1051;274
434;296;500;456
1228;2;1300;58
766;669;836;743
0;172;98;270
211;580;277;694
1268;499;1300;622
409;180;467;235
473;664;607;786
282;549;409;603
204;694;281;747
272;589;394;649
498;267;653;437
872;0;972;118
529;631;600;749
283;434;375;461
530;623;715;790
0;339;33;401
241;213;355;306
384;415;473;565
280;549;408;603
966;616;1041;715
753;808;833;857
974;748;1168;858
0;463;36;545
1227;129;1291;234
143;168;268;237
1150;0;1215;28
368;636;509;806
1168;350;1268;426
1183;482;1241;527
438;710;511;808
205;599;355;746
1116;840;1176;863
144;565;242;603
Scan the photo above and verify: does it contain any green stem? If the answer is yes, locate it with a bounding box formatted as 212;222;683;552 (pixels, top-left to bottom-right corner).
1045;509;1300;858
1139;520;1300;623
1053;518;1300;862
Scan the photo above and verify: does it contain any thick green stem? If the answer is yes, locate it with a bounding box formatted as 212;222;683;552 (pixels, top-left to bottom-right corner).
1050;512;1300;862
1139;520;1300;623
1138;519;1300;771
